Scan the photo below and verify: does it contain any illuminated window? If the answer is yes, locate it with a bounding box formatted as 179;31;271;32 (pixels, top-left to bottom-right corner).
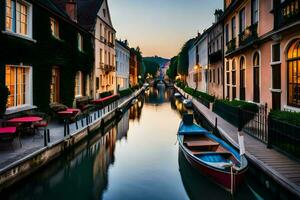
6;0;31;37
5;64;31;108
75;71;83;97
287;39;300;107
50;18;59;38
50;67;60;103
78;33;83;51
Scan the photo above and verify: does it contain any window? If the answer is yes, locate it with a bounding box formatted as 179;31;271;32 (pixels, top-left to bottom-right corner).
5;64;31;108
253;52;260;103
100;48;103;64
240;57;246;100
75;71;83;97
50;67;60;103
232;59;236;86
78;33;83;51
272;43;281;62
252;0;259;24
103;9;106;17
239;8;246;33
287;39;300;107
217;68;220;84
231;17;236;39
213;69;216;83
225;24;229;43
50;18;59;38
6;0;32;37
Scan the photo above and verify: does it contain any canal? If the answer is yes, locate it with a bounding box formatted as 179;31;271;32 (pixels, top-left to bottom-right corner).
4;86;272;200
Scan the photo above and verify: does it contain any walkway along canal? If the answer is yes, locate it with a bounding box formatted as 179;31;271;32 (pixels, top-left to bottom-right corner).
2;86;273;200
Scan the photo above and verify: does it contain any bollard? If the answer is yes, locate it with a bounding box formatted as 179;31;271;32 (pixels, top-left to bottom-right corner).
44;129;47;146
75;121;78;130
64;120;67;137
47;129;50;143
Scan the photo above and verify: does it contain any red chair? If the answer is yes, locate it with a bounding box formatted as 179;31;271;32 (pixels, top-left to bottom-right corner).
0;127;20;148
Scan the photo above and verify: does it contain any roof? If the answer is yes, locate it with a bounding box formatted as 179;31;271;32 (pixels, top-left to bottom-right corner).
116;40;130;51
52;0;104;31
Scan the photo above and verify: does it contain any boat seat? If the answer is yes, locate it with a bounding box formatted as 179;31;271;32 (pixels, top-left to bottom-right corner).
184;140;219;147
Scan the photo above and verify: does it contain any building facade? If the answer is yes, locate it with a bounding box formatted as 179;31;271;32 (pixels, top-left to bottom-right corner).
188;33;208;93
130;49;138;86
223;0;300;111
116;40;130;90
207;10;224;99
1;0;93;115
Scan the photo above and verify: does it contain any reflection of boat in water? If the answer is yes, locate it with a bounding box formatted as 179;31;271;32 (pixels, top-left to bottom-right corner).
178;149;229;200
174;92;181;98
182;99;192;108
177;114;248;193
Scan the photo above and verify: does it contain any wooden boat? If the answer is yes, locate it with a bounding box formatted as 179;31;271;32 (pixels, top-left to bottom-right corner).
177;114;248;193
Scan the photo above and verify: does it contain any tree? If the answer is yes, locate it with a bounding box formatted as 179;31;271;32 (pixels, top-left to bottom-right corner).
143;60;160;77
177;38;195;76
167;56;178;80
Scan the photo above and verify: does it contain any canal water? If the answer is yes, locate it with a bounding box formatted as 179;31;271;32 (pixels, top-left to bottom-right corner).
4;86;272;200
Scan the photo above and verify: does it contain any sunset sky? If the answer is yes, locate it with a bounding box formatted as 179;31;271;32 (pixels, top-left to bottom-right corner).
109;0;223;59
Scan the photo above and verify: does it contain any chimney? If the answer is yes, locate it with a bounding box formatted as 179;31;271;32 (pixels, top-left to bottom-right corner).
214;9;223;23
66;0;77;21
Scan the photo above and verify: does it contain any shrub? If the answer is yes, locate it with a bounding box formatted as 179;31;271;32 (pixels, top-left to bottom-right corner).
269;110;300;127
183;86;215;103
216;99;258;112
100;91;113;98
0;84;10;115
119;88;133;98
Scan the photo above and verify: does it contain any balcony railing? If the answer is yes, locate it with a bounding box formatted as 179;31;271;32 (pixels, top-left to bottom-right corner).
226;38;236;54
108;42;114;48
276;0;300;28
100;64;115;73
100;36;107;44
238;23;258;47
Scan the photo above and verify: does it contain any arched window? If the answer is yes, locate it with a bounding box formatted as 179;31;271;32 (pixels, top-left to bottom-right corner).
232;59;236;100
253;52;260;103
287;39;300;107
240;56;246;100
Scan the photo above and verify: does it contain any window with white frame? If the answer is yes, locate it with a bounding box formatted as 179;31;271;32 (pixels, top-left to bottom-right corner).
75;71;83;97
78;33;83;52
5;0;32;37
50;18;59;38
5;64;32;108
252;0;259;24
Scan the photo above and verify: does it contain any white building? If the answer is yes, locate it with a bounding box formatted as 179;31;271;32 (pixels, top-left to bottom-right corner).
188;33;208;93
116;40;130;90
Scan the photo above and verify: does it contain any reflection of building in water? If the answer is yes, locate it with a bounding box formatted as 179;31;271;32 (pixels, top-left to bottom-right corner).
144;86;172;104
117;111;129;140
129;97;144;120
92;128;117;198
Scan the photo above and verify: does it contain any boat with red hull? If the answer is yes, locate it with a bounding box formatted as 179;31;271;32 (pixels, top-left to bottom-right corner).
177;114;248;193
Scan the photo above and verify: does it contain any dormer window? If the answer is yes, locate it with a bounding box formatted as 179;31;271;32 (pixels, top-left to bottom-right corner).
78;33;83;52
50;18;59;38
5;0;32;38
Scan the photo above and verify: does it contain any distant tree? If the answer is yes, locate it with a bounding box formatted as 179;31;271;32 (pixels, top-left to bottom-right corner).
144;60;160;77
167;56;178;80
177;38;195;76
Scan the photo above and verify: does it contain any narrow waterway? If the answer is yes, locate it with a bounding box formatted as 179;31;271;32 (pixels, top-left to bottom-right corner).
4;86;272;200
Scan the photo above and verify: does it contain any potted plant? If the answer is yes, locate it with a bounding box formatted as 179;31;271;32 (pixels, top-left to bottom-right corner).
0;83;10;116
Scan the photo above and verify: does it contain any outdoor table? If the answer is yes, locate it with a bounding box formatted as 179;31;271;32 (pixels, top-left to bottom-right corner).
7;116;43;135
93;95;118;105
57;108;80;118
7;116;43;124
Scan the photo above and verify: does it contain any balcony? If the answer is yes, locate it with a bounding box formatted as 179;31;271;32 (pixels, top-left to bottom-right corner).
100;63;115;74
276;0;300;28
238;23;258;47
108;42;114;48
209;50;222;63
100;36;107;44
226;38;236;54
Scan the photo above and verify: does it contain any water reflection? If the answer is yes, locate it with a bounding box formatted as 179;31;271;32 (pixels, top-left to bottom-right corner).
4;87;271;200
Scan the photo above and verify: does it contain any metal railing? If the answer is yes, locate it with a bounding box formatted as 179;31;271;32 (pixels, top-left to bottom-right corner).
238;23;258;47
242;103;268;144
